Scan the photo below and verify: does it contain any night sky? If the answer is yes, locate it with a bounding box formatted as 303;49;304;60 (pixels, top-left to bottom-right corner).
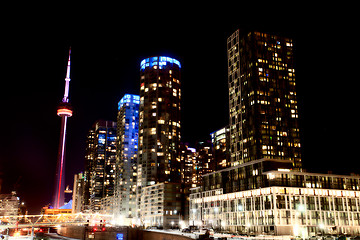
1;11;359;214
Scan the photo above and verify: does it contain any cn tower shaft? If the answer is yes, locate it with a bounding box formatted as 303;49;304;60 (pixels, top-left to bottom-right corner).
54;115;68;208
53;48;73;209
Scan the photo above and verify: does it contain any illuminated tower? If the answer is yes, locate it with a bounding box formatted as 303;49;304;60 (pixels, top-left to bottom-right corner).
53;48;73;209
115;94;139;223
137;57;182;226
138;56;182;188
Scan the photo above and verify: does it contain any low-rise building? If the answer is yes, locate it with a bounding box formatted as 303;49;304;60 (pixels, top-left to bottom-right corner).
190;158;360;237
0;192;19;216
140;182;181;228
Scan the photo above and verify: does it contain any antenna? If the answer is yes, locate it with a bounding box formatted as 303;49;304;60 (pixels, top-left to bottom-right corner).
62;47;71;103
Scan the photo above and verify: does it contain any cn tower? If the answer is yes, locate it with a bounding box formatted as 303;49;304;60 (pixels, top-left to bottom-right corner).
53;48;73;209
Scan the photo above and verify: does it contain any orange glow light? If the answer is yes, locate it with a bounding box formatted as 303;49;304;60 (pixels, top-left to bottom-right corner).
57;108;73;116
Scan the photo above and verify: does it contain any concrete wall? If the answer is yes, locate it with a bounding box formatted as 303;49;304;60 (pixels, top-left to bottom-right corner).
58;226;191;240
141;231;192;240
58;225;129;240
58;225;85;239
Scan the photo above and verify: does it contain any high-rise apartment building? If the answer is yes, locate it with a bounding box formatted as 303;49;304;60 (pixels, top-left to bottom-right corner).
115;94;140;224
138;56;182;187
84;120;117;212
83;128;95;212
138;56;182;227
227;30;301;169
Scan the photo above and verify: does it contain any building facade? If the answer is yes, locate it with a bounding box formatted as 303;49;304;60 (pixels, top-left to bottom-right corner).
228;30;301;169
190;159;360;237
140;182;182;228
211;126;231;171
72;173;85;213
115;94;140;224
85;120;117;212
0;192;19;216
137;56;182;226
83;128;95;212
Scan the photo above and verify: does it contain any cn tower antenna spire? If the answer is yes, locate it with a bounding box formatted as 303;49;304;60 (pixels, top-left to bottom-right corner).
63;47;71;103
53;47;73;209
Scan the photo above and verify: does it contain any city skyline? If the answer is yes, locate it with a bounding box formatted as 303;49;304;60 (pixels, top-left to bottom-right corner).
2;20;359;214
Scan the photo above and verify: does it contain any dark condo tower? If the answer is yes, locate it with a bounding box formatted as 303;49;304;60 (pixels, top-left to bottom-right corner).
228;31;302;169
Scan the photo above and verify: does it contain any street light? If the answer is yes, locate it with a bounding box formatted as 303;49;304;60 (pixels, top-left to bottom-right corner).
191;209;197;227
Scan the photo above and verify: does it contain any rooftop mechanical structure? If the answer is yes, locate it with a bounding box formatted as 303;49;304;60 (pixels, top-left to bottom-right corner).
53;48;73;209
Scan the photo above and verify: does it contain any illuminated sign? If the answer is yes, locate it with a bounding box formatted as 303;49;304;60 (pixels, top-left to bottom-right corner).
140;56;181;70
118;94;140;110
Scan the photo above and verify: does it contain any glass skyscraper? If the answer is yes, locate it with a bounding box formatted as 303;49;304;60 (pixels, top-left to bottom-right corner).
84;120;117;212
228;30;301;169
115;94;140;224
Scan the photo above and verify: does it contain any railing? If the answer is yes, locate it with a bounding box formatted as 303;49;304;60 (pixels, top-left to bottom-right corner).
0;213;113;229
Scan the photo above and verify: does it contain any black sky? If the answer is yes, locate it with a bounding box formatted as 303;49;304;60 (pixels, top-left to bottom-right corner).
1;10;359;214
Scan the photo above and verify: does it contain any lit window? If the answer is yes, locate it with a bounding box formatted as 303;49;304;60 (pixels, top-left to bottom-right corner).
150;128;156;135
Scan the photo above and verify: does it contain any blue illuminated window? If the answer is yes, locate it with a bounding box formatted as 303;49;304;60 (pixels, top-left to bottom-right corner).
118;94;140;110
98;134;105;145
140;56;181;70
107;136;116;141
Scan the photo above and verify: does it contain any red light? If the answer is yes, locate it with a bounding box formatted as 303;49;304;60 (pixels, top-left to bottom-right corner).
92;227;97;232
102;227;106;231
